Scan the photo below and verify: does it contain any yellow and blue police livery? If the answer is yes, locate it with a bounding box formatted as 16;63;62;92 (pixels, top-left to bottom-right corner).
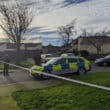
31;56;91;78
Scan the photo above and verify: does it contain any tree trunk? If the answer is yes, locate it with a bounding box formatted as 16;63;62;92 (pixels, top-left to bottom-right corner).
97;47;102;55
16;42;21;62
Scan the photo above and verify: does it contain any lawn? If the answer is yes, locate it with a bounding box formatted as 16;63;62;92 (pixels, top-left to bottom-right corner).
0;58;34;73
0;80;61;110
72;72;110;87
12;72;110;110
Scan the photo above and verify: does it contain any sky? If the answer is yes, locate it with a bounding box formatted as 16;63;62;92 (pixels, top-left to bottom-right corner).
0;0;110;46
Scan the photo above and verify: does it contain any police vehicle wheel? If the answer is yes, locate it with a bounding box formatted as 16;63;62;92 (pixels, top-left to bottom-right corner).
32;74;42;79
103;62;107;66
42;71;51;79
42;75;50;79
78;68;86;75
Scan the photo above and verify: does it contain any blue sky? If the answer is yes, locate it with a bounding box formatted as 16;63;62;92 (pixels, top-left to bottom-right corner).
28;0;110;45
0;0;110;46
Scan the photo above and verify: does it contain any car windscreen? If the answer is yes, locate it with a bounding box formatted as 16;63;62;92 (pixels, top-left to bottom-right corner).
67;53;74;56
46;54;58;58
44;58;58;65
45;54;53;57
105;55;110;59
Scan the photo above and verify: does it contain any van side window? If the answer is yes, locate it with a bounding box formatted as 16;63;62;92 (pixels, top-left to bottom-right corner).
78;58;84;62
106;57;110;62
68;58;77;63
54;58;66;64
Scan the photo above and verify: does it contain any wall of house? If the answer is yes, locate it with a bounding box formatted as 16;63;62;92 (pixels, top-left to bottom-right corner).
0;43;42;60
80;45;97;54
72;37;110;54
79;44;110;54
0;44;7;52
0;43;42;52
0;50;42;61
102;44;110;54
72;45;78;51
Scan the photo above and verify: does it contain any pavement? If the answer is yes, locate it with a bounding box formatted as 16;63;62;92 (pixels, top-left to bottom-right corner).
0;65;110;85
0;70;32;85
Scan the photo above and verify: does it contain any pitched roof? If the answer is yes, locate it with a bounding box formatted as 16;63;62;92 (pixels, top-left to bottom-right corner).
72;36;110;45
81;36;110;45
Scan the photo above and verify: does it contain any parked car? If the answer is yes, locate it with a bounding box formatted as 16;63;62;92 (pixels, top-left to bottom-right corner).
61;53;75;57
41;53;58;63
31;56;91;79
95;55;110;66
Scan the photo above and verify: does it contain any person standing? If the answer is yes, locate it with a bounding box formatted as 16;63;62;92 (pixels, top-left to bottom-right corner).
3;54;10;76
33;54;41;66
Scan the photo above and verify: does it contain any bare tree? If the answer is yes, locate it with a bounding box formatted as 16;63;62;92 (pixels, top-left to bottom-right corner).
0;2;34;58
58;20;76;46
81;28;110;54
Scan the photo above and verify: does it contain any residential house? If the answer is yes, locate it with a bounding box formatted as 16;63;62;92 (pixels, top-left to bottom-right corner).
72;36;110;54
43;44;61;54
0;42;42;60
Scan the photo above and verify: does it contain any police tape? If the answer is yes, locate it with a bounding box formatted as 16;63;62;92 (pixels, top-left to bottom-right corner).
0;60;110;91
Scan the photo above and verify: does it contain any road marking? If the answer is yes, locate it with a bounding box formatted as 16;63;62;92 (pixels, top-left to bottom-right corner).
0;60;110;91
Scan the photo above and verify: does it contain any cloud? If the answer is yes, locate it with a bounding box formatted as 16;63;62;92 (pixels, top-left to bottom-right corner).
63;0;90;7
1;0;110;46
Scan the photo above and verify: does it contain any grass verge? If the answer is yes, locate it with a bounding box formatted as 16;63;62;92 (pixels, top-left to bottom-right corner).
0;58;34;71
12;72;110;110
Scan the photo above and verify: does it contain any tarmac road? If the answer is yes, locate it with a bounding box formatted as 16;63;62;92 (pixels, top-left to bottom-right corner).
0;70;32;85
90;64;110;73
0;64;110;85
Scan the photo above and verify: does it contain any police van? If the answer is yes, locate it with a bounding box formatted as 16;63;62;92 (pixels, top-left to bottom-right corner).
31;56;91;78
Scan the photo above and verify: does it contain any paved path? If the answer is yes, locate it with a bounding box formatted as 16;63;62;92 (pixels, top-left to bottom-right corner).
0;70;32;85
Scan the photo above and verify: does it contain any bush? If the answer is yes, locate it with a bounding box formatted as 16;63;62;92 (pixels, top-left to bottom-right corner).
72;50;79;56
15;59;34;68
80;50;90;57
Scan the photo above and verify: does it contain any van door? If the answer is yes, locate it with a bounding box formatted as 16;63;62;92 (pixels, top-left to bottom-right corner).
68;58;78;73
52;58;68;74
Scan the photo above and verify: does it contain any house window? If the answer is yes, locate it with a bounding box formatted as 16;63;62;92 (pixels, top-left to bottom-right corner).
78;58;84;62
